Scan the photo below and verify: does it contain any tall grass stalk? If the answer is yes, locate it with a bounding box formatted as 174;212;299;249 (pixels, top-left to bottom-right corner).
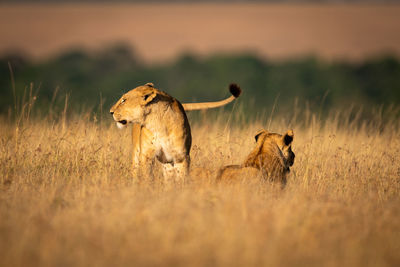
0;95;399;267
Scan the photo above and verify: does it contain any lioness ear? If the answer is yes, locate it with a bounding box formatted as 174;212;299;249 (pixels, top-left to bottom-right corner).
283;130;294;146
142;91;157;105
254;130;267;142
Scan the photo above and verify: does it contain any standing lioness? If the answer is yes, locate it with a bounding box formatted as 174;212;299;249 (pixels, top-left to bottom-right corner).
218;129;295;186
110;83;241;182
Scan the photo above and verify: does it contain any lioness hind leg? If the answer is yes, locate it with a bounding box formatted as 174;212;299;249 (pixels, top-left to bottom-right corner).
161;160;189;185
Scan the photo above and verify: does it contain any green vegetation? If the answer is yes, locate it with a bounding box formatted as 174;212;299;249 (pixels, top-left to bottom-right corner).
1;45;400;119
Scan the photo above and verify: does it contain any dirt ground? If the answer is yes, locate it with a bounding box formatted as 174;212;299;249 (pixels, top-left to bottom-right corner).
1;3;400;62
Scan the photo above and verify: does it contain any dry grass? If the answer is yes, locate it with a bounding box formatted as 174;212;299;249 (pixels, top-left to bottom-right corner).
0;109;399;267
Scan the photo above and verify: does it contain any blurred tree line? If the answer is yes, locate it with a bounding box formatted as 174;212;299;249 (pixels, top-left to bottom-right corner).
1;44;399;119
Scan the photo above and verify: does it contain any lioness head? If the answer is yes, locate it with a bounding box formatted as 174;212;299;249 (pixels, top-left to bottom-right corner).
254;129;295;167
110;83;158;129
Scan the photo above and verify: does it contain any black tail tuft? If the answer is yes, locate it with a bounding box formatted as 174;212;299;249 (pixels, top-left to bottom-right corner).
229;83;242;98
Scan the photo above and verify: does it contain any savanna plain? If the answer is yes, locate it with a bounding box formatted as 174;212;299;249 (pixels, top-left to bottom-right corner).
0;105;399;267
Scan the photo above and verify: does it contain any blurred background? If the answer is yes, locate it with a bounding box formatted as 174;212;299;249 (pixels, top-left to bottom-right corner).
1;0;400;120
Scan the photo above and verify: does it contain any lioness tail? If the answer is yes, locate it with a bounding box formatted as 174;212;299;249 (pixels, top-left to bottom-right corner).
182;83;241;111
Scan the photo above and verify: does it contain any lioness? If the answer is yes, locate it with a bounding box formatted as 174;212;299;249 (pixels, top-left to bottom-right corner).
110;82;241;182
218;129;295;186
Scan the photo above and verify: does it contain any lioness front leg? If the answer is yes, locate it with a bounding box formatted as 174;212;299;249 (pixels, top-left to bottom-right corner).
131;123;141;178
131;124;156;181
138;154;155;181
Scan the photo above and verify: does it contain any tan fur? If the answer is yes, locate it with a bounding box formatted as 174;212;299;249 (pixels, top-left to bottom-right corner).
182;95;237;111
218;129;295;186
110;83;240;183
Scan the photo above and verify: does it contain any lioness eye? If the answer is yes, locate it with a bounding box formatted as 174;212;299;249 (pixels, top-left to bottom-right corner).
121;99;126;103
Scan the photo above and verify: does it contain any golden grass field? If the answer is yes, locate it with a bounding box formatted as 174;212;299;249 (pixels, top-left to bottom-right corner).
0;102;399;267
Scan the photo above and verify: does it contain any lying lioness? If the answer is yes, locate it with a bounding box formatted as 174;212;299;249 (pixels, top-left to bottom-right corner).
218;129;295;186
